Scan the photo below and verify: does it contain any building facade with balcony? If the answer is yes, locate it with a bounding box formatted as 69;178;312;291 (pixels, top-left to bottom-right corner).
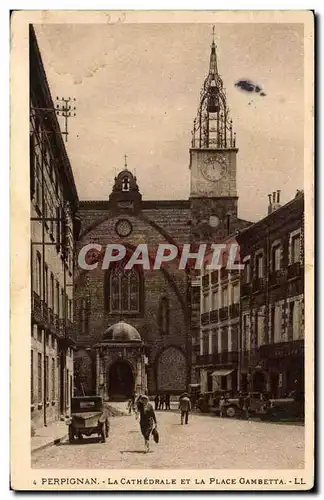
236;191;304;397
197;238;244;394
30;26;80;429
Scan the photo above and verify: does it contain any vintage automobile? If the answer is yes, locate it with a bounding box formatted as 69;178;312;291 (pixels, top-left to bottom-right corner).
67;396;109;443
260;391;305;421
222;392;273;418
198;390;237;417
198;391;272;418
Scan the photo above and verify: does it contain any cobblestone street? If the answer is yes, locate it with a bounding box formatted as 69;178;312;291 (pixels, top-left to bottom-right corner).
32;404;305;470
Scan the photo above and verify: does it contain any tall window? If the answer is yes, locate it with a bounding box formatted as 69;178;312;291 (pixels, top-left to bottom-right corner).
50;273;54;310
243;259;250;283
291;234;301;264
211;330;218;353
55;281;60;316
202;332;209;355
272;244;281;272
35;252;41;296
271;303;282;343
292;300;301;340
44;264;48;304
255;253;264;279
221;328;228;352
212;288;219;310
256;311;265;346
203;294;209;313
231;283;239;304
37;353;42;402
105;263;141;313
221;286;228;308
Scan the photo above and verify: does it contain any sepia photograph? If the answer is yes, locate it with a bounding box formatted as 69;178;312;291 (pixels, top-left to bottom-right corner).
10;9;314;491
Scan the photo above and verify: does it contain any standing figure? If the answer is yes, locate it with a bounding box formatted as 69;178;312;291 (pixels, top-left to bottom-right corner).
154;394;160;411
243;393;251;420
238;391;245;419
179;393;191;425
219;395;225;417
127;398;133;415
159;394;165;410
137;395;158;453
165;393;171;410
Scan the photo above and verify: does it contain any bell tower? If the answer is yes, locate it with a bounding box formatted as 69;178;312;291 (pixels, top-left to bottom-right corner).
189;29;239;241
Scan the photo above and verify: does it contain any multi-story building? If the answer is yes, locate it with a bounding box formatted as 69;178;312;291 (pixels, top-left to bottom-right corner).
236;191;304;397
197;236;243;394
30;26;80;429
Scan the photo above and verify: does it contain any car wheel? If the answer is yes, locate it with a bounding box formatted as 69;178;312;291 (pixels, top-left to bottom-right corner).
226;406;237;418
68;425;74;443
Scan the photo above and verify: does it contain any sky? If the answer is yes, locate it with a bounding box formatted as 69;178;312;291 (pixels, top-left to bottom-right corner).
34;22;304;222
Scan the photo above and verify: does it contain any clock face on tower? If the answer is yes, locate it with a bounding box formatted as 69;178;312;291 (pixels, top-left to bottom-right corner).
201;154;228;182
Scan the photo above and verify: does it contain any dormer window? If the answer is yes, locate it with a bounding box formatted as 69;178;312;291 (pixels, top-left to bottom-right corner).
122;176;130;192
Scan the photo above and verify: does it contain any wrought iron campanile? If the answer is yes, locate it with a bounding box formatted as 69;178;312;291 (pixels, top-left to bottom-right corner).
192;29;236;150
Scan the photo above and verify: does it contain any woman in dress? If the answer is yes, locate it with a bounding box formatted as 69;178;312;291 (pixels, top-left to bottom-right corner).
137;395;157;453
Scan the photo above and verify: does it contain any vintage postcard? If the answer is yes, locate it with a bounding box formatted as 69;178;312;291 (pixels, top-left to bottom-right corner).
10;10;314;491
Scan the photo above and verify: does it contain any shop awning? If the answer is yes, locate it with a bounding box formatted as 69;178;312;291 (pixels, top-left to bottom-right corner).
211;369;234;377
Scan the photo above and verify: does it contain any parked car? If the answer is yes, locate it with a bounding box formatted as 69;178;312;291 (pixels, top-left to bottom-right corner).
197;392;214;413
198;391;273;418
260;391;304;421
67;396;109;443
198;390;237;417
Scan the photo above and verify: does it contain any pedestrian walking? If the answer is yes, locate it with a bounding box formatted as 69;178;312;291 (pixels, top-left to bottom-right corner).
154;394;160;411
137;395;158;453
179;393;191;425
165;393;171;410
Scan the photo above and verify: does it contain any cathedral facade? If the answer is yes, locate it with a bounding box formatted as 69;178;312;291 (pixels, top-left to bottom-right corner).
73;37;250;399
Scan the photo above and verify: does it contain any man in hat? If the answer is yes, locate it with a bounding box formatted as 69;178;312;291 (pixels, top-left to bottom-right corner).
178;393;191;425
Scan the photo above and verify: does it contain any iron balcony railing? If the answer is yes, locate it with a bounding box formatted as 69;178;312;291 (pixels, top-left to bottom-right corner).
259;339;304;359
202;274;210;288
229;303;239;318
201;312;210;325
287;262;302;280
210;309;219;323
219;306;228;321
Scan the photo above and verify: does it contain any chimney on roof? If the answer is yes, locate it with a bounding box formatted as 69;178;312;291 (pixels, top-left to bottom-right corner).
268;190;281;215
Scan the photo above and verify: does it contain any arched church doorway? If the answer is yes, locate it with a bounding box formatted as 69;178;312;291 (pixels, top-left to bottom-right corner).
108;361;134;401
156;347;187;393
252;371;266;392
